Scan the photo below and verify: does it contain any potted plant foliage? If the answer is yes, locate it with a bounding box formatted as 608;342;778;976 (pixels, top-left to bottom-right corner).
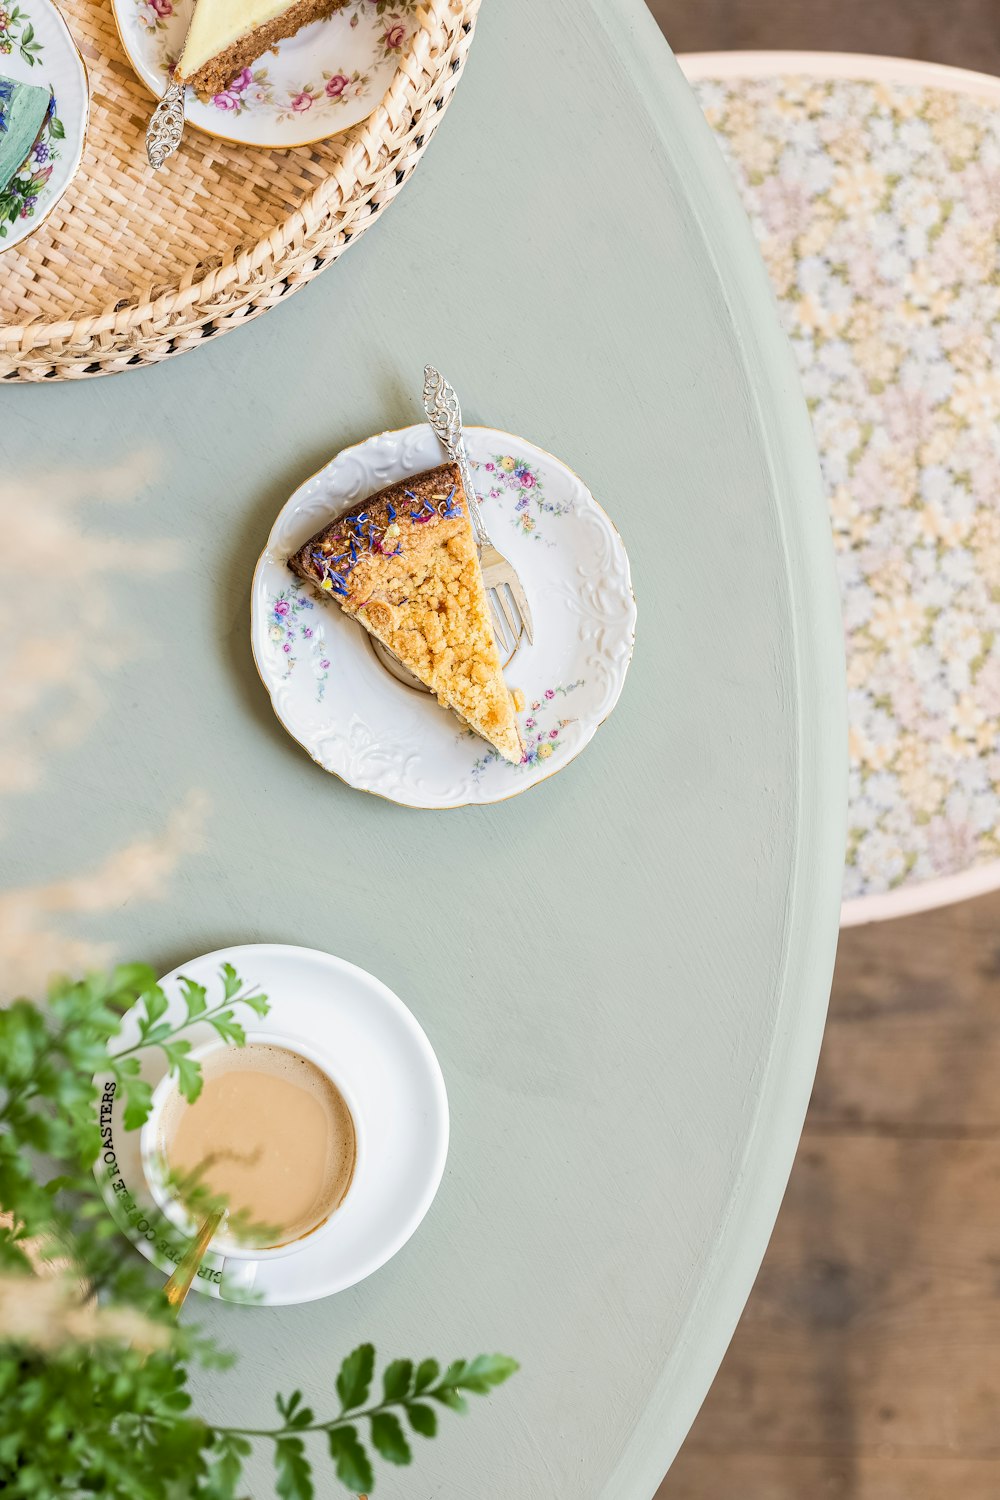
0;963;516;1497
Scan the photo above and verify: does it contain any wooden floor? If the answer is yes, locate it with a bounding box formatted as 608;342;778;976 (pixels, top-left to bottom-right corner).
643;5;1000;1496
647;0;1000;72
657;891;1000;1498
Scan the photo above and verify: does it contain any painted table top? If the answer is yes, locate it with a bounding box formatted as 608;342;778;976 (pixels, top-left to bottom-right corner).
0;1;846;1495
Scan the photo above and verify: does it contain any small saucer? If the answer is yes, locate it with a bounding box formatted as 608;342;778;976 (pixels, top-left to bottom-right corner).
112;0;419;150
91;943;449;1305
0;0;88;253
251;425;637;809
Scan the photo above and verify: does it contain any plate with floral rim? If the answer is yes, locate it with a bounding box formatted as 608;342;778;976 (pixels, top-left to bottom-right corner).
0;0;88;253
250;424;637;809
112;0;421;149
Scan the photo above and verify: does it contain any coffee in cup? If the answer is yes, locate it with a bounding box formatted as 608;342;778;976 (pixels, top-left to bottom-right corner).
152;1040;357;1251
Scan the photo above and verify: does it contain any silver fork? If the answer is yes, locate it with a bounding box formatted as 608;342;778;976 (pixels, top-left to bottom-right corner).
422;365;534;656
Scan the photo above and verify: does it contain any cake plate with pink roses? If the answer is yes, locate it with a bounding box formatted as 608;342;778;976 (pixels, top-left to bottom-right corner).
112;0;420;148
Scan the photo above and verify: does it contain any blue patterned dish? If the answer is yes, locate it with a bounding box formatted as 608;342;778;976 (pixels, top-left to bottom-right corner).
0;0;87;252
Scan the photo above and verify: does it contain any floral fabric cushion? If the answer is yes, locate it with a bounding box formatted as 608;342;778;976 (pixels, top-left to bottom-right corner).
695;73;1000;906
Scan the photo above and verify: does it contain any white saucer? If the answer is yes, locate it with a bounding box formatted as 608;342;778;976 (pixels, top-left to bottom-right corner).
0;0;89;253
112;0;418;150
251;424;637;808
92;943;449;1305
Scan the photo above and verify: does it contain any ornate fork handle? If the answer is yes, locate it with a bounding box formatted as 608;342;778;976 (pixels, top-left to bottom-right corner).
422;365;491;550
146;79;186;171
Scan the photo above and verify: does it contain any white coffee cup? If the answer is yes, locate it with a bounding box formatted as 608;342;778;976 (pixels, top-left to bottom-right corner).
140;1030;364;1292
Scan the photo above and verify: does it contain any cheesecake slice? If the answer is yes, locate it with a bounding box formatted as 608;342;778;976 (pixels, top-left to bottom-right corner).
175;0;348;99
288;463;523;764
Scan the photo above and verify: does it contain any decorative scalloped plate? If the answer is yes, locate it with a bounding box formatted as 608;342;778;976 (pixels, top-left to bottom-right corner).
251;425;636;808
112;0;419;149
0;0;88;254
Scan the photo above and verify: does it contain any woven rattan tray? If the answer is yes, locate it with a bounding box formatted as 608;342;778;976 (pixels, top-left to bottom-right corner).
0;0;478;381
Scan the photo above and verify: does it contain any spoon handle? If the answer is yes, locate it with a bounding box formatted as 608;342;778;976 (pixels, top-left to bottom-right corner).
162;1206;225;1314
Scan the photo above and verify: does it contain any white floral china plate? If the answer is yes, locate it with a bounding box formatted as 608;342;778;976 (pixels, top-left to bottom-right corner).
112;0;419;148
92;943;449;1304
0;0;88;252
251;425;637;809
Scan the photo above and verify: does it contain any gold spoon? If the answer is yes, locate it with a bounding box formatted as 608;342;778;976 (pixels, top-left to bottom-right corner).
162;1205;225;1314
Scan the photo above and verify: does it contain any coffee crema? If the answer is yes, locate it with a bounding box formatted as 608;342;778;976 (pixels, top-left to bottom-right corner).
158;1042;356;1248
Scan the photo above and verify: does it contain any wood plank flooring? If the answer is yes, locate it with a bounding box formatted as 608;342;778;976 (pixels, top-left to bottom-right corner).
658;892;1000;1497
646;0;1000;74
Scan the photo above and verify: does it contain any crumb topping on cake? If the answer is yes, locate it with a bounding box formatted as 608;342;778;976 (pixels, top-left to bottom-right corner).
288;464;523;764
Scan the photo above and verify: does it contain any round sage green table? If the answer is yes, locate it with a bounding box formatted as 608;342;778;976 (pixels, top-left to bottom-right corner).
0;0;847;1494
